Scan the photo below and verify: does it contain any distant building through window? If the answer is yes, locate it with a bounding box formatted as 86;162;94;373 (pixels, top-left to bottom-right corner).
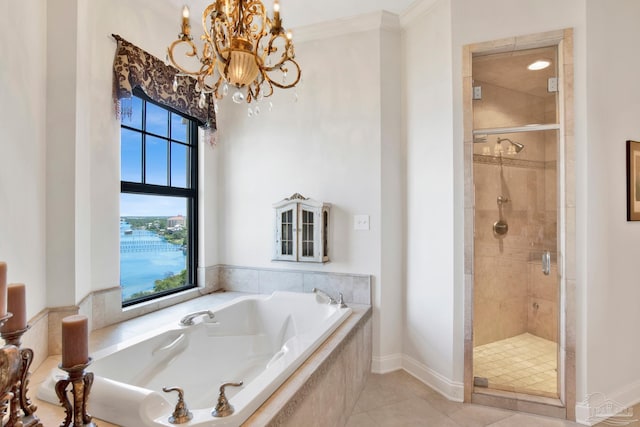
119;89;198;306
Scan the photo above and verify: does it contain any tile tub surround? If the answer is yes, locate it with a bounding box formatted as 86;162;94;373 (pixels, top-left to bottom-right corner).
219;265;372;305
245;305;372;426
31;291;372;427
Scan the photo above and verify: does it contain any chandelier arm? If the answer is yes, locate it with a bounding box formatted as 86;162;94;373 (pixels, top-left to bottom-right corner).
211;18;231;66
263;33;295;71
239;0;267;44
258;73;275;98
263;58;301;89
167;39;205;77
201;3;218;42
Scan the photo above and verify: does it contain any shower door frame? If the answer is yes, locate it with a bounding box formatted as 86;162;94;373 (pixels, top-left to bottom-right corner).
462;29;576;420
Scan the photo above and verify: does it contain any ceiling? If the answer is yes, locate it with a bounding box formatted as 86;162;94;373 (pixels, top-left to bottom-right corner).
173;0;418;28
473;46;557;98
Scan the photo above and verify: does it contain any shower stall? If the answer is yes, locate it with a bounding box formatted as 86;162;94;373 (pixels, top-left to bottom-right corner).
471;46;560;399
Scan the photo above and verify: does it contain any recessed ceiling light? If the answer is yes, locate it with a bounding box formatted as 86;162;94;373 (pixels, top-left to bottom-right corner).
528;60;551;71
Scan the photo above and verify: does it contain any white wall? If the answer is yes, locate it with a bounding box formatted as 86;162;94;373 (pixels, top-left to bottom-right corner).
0;1;48;319
402;0;461;397
581;0;640;413
214;17;403;364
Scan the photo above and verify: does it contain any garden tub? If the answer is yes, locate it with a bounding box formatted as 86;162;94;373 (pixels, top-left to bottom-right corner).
38;291;352;426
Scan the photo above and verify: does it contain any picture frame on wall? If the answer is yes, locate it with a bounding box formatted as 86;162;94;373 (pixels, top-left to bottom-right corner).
626;140;640;221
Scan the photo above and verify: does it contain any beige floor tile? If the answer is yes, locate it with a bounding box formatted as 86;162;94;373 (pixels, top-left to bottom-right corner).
447;404;514;427
474;333;557;397
346;411;380;427
487;413;578;426
364;397;461;427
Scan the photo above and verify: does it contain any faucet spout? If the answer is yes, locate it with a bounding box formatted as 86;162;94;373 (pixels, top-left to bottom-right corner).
179;310;215;326
312;288;337;305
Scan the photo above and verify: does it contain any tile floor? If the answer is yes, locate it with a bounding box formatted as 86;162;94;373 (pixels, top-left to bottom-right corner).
474;333;557;398
346;370;580;427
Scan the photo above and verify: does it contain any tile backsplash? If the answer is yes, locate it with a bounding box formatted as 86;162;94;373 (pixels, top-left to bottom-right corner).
219;265;371;305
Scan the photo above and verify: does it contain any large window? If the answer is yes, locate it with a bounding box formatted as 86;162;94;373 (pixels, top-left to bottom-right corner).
120;89;198;306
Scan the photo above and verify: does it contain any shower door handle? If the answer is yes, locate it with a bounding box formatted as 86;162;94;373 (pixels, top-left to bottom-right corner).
542;251;551;276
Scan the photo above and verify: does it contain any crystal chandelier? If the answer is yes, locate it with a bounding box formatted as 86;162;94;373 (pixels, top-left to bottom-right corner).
167;0;301;107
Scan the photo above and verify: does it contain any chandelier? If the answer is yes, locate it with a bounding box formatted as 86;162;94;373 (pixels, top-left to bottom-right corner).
167;0;301;107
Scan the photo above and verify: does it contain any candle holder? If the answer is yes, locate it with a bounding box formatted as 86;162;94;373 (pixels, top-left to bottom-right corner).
55;359;96;427
0;313;12;330
1;325;42;427
0;343;22;427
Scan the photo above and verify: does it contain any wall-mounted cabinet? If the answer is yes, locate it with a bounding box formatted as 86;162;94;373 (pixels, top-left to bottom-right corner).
273;193;330;263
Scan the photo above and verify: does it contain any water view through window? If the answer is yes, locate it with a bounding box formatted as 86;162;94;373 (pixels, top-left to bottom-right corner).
120;90;197;305
120;194;188;302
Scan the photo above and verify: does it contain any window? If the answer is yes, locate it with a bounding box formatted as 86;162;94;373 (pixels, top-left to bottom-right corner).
120;89;198;306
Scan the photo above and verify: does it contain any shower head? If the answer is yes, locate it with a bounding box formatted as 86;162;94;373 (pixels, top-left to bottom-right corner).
497;137;524;153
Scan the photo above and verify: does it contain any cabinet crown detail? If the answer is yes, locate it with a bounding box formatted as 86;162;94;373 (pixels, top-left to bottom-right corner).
273;194;330;263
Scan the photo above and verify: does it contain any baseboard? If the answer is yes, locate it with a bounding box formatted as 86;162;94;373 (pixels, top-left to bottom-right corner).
403;354;464;402
371;353;464;403
372;353;403;373
575;380;640;426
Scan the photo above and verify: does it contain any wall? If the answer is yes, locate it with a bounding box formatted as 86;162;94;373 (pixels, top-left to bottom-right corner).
402;0;461;399
578;0;640;419
0;2;48;323
213;14;403;367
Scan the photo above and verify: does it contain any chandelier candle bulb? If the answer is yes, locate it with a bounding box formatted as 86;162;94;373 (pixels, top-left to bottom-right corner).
1;283;26;333
61;315;89;369
0;262;6;317
181;5;191;38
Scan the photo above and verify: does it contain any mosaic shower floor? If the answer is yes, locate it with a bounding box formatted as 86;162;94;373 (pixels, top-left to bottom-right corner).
474;333;558;398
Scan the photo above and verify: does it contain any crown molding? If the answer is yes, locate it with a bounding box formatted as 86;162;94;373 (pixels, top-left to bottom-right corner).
293;10;401;43
400;0;440;28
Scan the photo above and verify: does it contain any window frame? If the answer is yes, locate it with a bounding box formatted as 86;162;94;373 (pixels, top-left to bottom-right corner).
120;88;199;307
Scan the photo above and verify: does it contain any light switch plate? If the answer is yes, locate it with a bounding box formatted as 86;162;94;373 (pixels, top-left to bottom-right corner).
354;214;370;230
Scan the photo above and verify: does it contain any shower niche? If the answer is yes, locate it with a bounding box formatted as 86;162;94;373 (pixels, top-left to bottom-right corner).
471;46;560;399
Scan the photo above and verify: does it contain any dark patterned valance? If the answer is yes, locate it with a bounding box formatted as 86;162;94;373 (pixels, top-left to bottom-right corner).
112;34;216;132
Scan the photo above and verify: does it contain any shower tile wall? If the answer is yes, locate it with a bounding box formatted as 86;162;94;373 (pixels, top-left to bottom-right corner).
473;81;558;347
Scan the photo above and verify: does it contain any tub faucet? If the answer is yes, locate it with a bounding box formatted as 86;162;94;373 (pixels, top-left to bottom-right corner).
180;310;215;326
312;288;337;304
312;288;348;308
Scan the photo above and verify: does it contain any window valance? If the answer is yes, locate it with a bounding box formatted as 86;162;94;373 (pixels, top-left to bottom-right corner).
112;34;216;134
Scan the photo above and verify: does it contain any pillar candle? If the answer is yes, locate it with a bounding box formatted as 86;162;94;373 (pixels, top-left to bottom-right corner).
1;283;26;333
0;262;7;317
61;315;89;368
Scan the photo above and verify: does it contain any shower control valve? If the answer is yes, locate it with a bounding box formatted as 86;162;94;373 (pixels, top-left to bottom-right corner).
497;196;510;205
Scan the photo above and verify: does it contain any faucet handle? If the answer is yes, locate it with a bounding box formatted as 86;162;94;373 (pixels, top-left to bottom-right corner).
162;386;193;424
212;381;244;418
338;292;348;308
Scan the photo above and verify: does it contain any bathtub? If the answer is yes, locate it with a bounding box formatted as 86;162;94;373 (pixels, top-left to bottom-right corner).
38;291;352;426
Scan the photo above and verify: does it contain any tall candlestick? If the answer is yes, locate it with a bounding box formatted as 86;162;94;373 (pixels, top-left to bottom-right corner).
0;262;7;317
1;283;26;333
61;315;89;369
